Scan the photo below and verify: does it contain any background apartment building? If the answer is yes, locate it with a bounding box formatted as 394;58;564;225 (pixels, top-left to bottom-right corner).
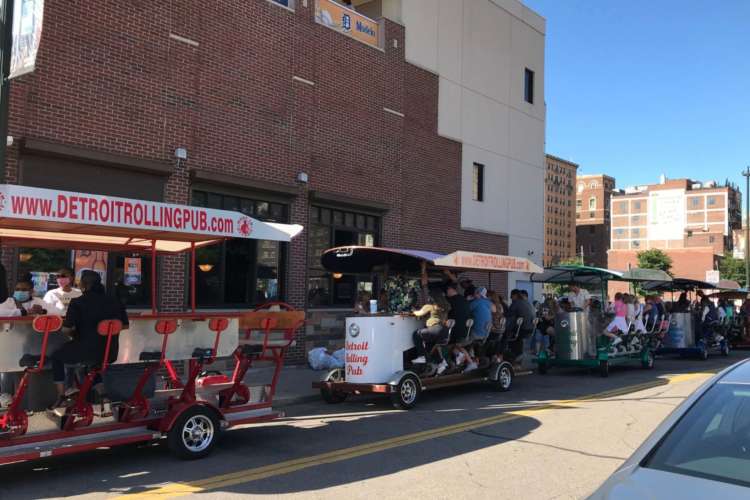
575;174;615;268
608;177;742;281
2;0;546;361
544;154;577;266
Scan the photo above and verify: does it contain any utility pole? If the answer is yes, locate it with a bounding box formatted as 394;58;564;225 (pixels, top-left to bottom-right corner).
743;167;750;288
0;0;13;182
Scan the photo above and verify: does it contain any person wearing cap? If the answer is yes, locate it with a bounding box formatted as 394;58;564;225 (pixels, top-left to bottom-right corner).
47;271;129;408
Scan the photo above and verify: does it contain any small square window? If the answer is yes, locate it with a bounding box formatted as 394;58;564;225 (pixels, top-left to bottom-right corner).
709;235;715;243
691;198;700;207
524;68;534;104
633;201;641;210
708;196;716;206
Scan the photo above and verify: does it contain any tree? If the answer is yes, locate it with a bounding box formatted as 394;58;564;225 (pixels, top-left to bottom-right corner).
718;252;746;288
636;249;673;276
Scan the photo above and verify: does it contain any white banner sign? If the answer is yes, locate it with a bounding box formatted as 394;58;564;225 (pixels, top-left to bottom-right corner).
9;0;44;79
647;189;685;242
0;184;302;242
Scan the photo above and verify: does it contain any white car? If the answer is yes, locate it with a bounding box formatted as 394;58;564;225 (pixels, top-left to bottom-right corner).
589;359;750;499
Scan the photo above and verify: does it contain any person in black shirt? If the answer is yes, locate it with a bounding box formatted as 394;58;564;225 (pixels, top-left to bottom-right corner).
48;271;129;405
445;282;469;343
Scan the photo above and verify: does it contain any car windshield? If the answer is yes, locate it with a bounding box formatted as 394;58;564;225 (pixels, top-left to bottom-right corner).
643;382;750;487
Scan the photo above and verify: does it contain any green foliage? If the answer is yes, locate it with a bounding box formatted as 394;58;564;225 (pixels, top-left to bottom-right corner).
718;252;746;288
636;249;673;276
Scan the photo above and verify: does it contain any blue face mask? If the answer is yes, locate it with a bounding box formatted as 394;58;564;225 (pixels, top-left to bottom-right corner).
13;291;30;302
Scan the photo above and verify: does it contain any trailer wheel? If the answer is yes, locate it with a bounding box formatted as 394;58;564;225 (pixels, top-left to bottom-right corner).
167;406;219;460
320;368;347;404
599;360;609;378
641;351;655;369
391;374;421;410
491;363;513;392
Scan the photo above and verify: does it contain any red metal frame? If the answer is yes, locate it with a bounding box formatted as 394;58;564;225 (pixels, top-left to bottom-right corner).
0;219;303;464
61;319;124;431
0;315;63;437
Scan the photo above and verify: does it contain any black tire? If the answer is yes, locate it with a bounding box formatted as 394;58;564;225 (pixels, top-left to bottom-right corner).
492;363;513;392
167;405;220;460
390;374;421;410
599;360;609;378
321;386;348;404
642;351;655;369
320;368;347;404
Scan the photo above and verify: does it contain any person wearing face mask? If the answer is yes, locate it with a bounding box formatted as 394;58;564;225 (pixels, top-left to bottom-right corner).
0;279;47;317
0;279;47;408
43;267;82;315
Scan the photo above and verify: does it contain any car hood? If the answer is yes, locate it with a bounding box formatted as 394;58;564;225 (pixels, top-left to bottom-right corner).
588;466;748;500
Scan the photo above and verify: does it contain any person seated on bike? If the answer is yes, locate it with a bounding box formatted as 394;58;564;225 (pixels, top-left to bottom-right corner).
486;290;507;364
43;267;81;316
0;278;48;317
47;271;129;409
409;291;448;366
0;279;48;408
503;289;537;363
604;293;626;347
700;296;722;343
532;298;557;355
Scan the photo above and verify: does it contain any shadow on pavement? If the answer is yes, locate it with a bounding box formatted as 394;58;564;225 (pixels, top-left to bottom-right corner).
0;352;745;498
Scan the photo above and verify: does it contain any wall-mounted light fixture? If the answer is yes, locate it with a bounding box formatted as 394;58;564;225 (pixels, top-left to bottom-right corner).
198;264;214;272
332;272;343;279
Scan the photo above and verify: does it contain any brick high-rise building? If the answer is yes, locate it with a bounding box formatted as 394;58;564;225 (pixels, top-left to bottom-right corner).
575;174;616;268
1;0;546;361
544;155;578;266
608;178;742;282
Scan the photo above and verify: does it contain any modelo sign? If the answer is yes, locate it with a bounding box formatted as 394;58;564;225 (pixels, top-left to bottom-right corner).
0;184;301;242
315;0;380;49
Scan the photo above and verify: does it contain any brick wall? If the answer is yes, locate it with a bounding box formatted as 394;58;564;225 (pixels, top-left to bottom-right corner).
6;0;508;362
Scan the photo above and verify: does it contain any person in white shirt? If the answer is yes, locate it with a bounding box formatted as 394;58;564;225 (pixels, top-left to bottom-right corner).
0;279;48;317
0;279;48;407
567;284;591;311
43;267;81;316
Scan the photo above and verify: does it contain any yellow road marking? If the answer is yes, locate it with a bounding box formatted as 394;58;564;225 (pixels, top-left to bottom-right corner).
116;372;713;499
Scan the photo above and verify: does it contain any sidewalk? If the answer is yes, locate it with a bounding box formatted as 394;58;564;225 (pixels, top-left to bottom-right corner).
243;363;325;407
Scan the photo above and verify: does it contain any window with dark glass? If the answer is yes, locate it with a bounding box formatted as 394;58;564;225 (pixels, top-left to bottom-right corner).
192;190;287;307
308;205;380;308
524;68;534;104
472;163;484;202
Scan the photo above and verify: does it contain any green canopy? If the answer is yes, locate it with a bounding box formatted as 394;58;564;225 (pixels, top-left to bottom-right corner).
620;268;673;283
529;265;623;285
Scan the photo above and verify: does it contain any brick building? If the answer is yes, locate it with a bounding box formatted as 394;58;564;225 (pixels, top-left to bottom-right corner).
608;178;742;282
575;174;615;268
2;0;545;361
544;154;577;266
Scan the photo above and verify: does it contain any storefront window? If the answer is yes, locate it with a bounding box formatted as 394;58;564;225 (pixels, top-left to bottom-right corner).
193;190;287;307
16;248;151;307
308;205;380;307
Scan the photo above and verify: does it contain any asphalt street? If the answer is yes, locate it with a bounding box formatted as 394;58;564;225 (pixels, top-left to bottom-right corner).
0;353;745;500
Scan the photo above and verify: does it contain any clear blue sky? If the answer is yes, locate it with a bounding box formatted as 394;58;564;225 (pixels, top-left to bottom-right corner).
523;0;750;190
